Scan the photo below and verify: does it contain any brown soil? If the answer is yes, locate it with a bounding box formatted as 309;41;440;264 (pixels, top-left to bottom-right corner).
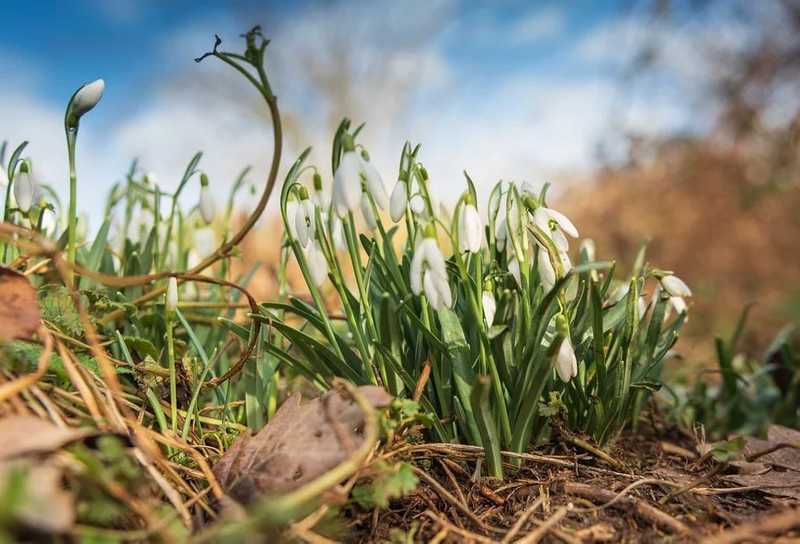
343;419;799;543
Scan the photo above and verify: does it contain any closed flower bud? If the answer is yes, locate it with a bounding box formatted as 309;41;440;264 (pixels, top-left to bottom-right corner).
360;151;388;210
409;194;425;215
14;163;36;213
333;150;363;217
66;79;105;127
482;290;496;326
198;173;216;224
389;179;408;222
166;277;178;313
660;274;691;297
508;256;522;287
458;201;482;253
555;335;578;382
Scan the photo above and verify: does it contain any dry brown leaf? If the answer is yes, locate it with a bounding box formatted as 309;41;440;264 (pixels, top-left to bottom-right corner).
213;385;392;504
0;416;92;461
0;266;41;342
724;471;800;500
0;460;76;533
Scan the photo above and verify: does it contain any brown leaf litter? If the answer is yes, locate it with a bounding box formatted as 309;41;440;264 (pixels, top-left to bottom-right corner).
213;385;393;504
0;266;41;342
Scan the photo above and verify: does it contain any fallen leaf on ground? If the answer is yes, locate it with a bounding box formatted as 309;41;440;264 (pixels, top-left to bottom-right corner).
0;460;75;533
723;471;800;500
0;416;92;460
0;267;41;341
213;385;392;504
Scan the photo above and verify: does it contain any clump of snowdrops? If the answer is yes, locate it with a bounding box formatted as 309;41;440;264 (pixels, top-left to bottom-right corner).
270;127;692;478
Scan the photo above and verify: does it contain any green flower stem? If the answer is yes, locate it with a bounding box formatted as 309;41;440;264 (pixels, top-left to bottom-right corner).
66;130;78;285
166;310;178;433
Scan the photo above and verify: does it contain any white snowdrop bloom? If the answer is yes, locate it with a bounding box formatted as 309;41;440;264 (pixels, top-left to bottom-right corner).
0;165;7;187
410;236;452;311
409;194;426;215
68;79;105;121
389;179;408;222
311;173;330;208
508;256;522;287
555;335;578;382
198;174;216;225
306;240;328;286
332;151;363;216
40;209;57;235
166;277;178;313
14;166;36;213
533;206;578;252
330;213;346;251
482;290;496;326
458;203;482;253
360;192;378;231
669;296;688;318
193;226;216;258
360;154;388;210
660;275;691;298
294;196;315;247
520;181;536;197
536;245;556;292
495;216;507;251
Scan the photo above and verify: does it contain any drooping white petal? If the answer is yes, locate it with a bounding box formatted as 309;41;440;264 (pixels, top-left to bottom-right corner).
551;227;569;252
546;208;579;238
0;165;7;187
609;283;630;305
434;270;453;308
285;201;300;240
360;157;388;210
360;192;378;230
508;257;521;287
333;151;363;216
70;79;105;119
555;336;578;382
166;277;178;312
494;216;507;241
13;170;35;213
421;238;447;280
638;295;648;319
294;199;313;247
330;213;346;250
306;240;329;286
661;275;692;297
199;186;216;224
409;195;425;215
410;242;426;295
482;291;496;326
458;204;482;253
389;180;407;222
422;270;441;310
532;206;550;235
670;296;687;315
193;226;216;258
536;246;556;292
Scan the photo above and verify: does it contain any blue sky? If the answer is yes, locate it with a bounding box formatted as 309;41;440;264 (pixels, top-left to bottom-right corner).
0;0;739;224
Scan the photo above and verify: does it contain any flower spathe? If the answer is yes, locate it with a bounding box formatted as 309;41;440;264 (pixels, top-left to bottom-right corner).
458;203;482;253
410;236;452;311
389;179;407;222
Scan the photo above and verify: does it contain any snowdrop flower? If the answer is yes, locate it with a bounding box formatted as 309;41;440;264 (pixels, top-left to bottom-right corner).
409;195;426;215
198;173;216;224
660;274;692;298
410;231;452;311
554;315;578;382
285;198;300;241
508;256;522;287
458;196;482;253
294;188;315;247
482;288;496;326
193;226;216;258
66;79;104;127
495;216;507;252
333;149;363;216
536;245;556;292
533;206;578;253
330;213;346;251
166;277;178;313
389;179;408;222
306;240;328;286
14;163;36;213
360;151;388;210
360;192;378;231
